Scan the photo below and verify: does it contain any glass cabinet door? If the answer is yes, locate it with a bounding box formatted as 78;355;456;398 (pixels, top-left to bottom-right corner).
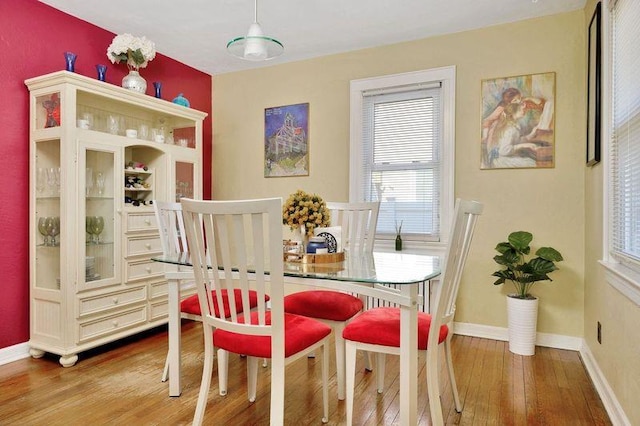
34;139;61;290
175;161;195;201
82;145;118;289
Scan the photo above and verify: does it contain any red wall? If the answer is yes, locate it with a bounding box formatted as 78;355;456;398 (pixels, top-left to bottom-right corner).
0;0;212;349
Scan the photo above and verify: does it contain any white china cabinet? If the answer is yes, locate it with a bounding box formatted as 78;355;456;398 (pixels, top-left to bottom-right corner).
26;71;207;366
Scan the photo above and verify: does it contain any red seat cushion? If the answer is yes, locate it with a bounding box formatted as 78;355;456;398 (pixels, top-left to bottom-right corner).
342;307;448;350
284;291;363;321
213;311;332;358
180;289;269;318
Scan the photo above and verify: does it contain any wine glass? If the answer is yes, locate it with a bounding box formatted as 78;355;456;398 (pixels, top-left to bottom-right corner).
36;168;45;194
38;217;49;246
44;217;57;246
49;217;60;246
85;216;94;244
46;167;56;196
95;172;105;196
54;167;61;194
91;216;105;244
86;168;94;196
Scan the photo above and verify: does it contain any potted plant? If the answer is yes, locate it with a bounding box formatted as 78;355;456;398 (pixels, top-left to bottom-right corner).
492;231;563;355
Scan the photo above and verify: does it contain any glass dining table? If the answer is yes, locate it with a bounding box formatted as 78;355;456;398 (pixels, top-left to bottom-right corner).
152;250;441;425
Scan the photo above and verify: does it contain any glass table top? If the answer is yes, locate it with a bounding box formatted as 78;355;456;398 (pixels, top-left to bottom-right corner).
152;251;440;285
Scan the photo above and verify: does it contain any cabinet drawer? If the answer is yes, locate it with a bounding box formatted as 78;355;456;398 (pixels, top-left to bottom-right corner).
78;306;147;343
149;279;198;299
126;258;165;283
126;212;157;233
126;235;162;257
150;280;168;299
78;286;147;317
149;299;168;321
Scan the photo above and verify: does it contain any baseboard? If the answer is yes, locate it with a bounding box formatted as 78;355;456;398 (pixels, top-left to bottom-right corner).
580;342;631;426
452;322;582;351
452;321;630;425
0;342;31;366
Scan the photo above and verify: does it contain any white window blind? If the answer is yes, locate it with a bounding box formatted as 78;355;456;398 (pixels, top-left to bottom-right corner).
611;0;640;266
361;85;442;240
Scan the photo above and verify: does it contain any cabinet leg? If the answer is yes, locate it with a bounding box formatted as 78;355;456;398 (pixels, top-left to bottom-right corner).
59;354;78;367
29;348;45;359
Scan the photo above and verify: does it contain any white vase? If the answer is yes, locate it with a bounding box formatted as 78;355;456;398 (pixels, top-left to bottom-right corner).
506;295;539;356
122;70;147;93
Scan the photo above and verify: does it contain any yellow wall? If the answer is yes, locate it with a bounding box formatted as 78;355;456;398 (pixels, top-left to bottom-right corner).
583;0;640;424
213;11;585;336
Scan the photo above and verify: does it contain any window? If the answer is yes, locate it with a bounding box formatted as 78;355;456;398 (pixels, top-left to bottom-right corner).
350;67;455;247
603;0;640;304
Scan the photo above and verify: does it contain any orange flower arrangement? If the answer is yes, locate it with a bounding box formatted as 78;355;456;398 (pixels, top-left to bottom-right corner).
282;190;330;236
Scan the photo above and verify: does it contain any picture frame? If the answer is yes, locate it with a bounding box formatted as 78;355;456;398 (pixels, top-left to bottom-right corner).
264;102;309;177
586;2;602;166
480;72;556;169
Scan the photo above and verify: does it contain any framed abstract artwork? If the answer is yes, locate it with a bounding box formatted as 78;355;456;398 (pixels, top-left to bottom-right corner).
586;2;602;166
264;102;309;177
481;72;556;169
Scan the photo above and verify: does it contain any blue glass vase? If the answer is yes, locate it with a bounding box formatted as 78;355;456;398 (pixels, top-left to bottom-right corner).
96;64;107;81
64;51;77;72
153;81;162;99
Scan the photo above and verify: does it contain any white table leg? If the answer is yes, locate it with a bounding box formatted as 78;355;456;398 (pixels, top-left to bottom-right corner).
399;282;418;425
167;275;182;397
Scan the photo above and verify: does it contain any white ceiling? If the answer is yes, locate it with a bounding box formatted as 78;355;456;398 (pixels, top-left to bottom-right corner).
40;0;585;75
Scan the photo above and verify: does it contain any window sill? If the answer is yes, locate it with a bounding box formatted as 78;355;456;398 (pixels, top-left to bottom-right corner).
600;260;640;306
374;239;447;255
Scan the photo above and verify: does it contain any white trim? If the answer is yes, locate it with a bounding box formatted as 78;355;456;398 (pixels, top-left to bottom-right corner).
0;342;30;366
600;260;640;306
601;0;640;305
602;0;612;263
580;342;632;426
452;322;582;351
349;66;456;242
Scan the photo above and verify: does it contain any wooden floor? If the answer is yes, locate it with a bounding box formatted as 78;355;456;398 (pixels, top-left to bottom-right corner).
0;321;611;425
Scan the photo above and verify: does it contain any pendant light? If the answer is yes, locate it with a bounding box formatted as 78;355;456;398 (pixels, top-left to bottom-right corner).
227;0;283;61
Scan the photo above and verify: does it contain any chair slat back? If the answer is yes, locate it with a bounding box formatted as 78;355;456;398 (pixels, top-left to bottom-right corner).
181;198;283;346
429;199;483;350
154;201;188;256
326;201;380;254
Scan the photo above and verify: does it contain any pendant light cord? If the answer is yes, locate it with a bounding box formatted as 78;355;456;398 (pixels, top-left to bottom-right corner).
254;0;259;24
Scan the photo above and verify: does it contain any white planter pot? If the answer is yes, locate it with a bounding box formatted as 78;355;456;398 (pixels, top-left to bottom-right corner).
506;295;539;356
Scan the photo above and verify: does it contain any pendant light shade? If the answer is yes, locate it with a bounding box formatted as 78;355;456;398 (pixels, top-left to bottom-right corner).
227;0;283;61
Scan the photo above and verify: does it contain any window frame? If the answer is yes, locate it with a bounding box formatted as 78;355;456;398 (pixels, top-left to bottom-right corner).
349;66;456;251
601;0;640;305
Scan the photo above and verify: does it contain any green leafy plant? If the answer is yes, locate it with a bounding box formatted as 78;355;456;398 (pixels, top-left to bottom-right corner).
492;231;563;299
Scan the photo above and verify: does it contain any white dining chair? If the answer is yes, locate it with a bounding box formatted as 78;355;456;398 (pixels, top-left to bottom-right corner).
343;199;483;425
284;201;379;400
153;200;268;383
181;197;331;425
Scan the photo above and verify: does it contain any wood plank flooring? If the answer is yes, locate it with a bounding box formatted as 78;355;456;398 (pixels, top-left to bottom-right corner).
0;321;611;425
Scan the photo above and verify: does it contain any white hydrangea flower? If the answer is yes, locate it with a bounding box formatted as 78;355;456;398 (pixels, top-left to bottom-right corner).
106;33;156;69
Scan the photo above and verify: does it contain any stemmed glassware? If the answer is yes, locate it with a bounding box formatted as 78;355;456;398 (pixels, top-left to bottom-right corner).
38;217;49;246
54;167;61;194
36;168;45;194
86;216;105;244
86;168;94;196
49;217;60;246
92;216;104;243
86;216;94;243
39;216;60;246
46;167;57;196
95;172;105;196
